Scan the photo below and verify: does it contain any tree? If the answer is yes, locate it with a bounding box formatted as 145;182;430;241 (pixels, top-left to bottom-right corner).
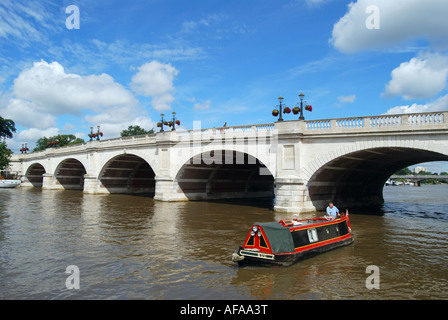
0;117;16;139
394;167;412;175
0;141;13;170
441;172;448;176
33;134;85;152
0;117;16;170
120;125;154;137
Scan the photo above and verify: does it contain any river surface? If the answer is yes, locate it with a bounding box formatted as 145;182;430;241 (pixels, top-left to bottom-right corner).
1;185;447;300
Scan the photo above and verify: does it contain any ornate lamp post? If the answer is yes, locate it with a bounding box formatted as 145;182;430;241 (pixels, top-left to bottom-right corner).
272;96;287;122
298;92;305;121
294;92;312;120
89;125;103;141
157;112;181;132
171;111;177;131
20;143;29;154
273;92;312;121
278;96;285;122
96;125;101;141
158;113;165;132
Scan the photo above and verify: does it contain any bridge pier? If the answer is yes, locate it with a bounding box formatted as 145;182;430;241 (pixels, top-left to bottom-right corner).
274;176;316;213
154;177;188;202
19;175;34;188
42;173;65;191
83;175;110;195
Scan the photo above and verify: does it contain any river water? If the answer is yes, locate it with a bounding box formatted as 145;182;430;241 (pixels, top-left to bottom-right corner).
0;185;447;300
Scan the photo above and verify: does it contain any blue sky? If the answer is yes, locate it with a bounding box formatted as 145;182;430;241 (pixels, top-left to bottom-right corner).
1;0;448;172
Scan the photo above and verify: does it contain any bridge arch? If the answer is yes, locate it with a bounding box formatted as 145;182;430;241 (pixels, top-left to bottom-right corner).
305;145;448;210
174;149;274;200
98;153;156;195
24;163;47;187
171;142;276;182
54;158;87;190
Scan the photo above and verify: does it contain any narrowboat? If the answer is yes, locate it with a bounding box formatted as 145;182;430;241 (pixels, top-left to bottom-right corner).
232;214;354;266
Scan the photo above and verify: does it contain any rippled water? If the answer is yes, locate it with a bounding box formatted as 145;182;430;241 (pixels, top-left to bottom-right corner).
0;185;447;299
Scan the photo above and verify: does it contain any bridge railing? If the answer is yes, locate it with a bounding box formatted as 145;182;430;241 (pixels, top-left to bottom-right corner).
177;123;276;137
305;111;447;133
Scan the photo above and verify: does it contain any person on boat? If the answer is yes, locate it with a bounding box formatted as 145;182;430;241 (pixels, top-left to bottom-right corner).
326;202;340;219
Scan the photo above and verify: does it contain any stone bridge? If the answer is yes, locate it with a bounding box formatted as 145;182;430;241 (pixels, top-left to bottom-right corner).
10;111;448;213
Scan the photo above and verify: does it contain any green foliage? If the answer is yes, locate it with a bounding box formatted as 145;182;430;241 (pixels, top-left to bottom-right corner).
120;125;154;137
394;167;412;175
0;117;16;169
0;117;16;139
33;134;85;152
0;141;13;170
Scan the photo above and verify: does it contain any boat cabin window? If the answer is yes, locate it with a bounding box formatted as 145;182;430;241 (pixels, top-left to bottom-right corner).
307;228;318;243
259;233;268;249
246;235;255;246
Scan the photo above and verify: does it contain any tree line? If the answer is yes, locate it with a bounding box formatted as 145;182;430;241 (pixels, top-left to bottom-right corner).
394;167;448;176
394;167;448;185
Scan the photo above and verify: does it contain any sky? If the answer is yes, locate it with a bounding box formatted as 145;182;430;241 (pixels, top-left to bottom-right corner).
1;0;448;172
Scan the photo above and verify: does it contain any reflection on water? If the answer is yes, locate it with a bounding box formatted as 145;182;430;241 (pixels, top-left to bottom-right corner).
0;185;447;299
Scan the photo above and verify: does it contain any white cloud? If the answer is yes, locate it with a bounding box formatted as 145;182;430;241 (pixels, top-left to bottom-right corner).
96;116;156;139
330;0;448;54
193;100;211;110
385;94;448;114
0;98;56;129
62;123;76;132
13;60;138;115
85;106;139;125
383;53;448;100
1;60;161;150
180;14;227;34
16;127;60;142
337;94;356;103
5;127;60;152
131;61;179;111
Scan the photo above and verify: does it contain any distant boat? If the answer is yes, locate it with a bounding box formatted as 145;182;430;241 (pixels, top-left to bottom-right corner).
0;171;21;188
0;179;21;188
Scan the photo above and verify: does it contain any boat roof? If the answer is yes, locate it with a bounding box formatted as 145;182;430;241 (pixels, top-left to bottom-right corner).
255;222;295;254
